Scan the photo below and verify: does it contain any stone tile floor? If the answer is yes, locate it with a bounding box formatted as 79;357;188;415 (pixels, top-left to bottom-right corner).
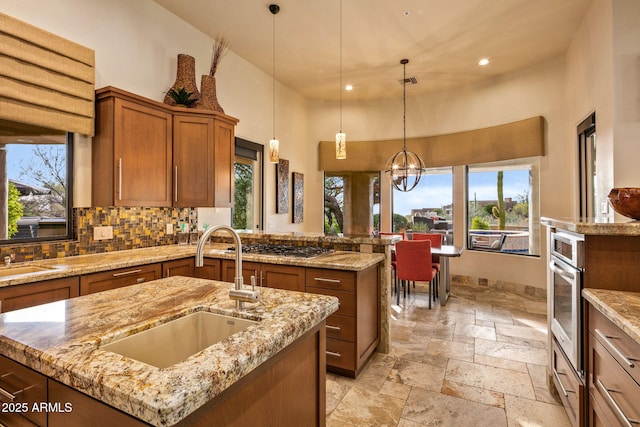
326;281;572;426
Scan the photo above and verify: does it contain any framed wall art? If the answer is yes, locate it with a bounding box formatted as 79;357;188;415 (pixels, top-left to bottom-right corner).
276;158;289;214
292;172;304;223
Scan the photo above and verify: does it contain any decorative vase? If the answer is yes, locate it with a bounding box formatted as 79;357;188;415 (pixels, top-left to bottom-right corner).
164;54;200;106
196;75;224;113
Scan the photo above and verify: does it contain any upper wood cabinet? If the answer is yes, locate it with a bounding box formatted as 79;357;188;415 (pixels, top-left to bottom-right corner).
92;87;238;207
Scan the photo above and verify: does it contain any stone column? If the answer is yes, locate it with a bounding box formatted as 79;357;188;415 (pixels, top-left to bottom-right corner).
343;173;373;235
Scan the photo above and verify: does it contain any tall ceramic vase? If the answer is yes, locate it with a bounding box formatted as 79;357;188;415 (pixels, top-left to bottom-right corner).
164;54;200;106
197;75;224;113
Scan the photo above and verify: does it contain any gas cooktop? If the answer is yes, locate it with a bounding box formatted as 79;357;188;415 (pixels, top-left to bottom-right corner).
231;243;333;259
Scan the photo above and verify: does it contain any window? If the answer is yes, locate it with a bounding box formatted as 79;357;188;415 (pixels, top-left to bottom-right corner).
1;130;73;244
324;172;379;235
392;167;453;241
578;113;596;217
467;159;539;256
233;138;263;231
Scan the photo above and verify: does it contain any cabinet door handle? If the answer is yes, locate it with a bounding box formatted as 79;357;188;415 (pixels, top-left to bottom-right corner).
326;351;342;358
314;277;341;284
0;372;31;403
112;269;142;277
326;324;341;331
118;158;122;201
595;328;636;368
596;379;638;427
552;368;572;397
174;165;178;202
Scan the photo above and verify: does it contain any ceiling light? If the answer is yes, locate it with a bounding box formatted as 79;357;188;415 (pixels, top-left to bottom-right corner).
335;0;346;160
384;59;426;192
268;4;280;164
345;84;353;91
478;58;490;66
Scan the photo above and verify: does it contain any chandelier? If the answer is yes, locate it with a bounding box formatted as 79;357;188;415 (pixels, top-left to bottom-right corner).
384;59;426;192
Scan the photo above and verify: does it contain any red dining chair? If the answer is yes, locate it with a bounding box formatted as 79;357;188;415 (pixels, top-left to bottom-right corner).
379;232;404;296
395;240;437;308
411;233;442;300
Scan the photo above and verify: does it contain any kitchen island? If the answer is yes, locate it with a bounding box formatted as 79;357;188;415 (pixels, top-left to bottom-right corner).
0;276;338;426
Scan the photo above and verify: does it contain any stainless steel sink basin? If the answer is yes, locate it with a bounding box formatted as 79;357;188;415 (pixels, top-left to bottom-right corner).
101;312;258;368
0;265;56;278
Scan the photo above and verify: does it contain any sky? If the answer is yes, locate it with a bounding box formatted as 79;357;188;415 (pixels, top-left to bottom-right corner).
6;144;59;187
392;169;530;217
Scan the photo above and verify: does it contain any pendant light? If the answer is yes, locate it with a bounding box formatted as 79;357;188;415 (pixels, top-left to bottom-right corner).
335;0;346;160
268;4;280;163
384;59;426;192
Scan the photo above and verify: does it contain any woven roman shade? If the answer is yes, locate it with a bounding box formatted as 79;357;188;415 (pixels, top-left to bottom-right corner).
319;116;545;171
0;12;95;136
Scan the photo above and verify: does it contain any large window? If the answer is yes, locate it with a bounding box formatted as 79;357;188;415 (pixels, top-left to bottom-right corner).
1;130;72;243
467;159;539;256
392;168;453;241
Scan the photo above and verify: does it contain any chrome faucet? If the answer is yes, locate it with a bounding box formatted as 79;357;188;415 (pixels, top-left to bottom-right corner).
195;225;259;309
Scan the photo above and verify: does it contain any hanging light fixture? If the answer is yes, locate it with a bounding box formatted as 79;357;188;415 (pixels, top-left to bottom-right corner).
268;4;280;163
384;59;426;192
335;0;346;160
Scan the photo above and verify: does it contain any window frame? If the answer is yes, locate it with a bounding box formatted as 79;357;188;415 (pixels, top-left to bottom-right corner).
465;157;540;257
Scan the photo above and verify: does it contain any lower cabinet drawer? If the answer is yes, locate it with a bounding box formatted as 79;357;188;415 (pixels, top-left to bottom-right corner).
325;314;355;342
306;286;355;317
552;338;583;426
589;305;640;386
0;355;47;427
589;333;640;427
326;338;355;372
80;264;162;295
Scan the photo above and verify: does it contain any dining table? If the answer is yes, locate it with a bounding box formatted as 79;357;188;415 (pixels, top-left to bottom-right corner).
432;245;464;306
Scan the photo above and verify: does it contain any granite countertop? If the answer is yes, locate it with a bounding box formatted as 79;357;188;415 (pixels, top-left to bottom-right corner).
541;216;640;236
0;244;385;289
582;288;640;344
0;276;339;426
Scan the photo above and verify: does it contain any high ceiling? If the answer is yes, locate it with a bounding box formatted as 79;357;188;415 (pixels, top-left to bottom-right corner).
152;0;592;101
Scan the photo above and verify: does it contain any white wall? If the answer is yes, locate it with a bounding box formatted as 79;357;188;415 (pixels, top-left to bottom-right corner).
0;0;312;231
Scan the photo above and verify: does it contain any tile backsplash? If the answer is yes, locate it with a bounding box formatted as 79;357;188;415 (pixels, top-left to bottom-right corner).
2;207;196;263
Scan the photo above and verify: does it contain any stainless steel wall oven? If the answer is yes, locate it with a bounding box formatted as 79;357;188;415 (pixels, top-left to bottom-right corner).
549;229;585;374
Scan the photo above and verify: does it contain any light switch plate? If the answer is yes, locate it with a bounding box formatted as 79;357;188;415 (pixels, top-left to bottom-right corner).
166;223;174;235
94;226;113;240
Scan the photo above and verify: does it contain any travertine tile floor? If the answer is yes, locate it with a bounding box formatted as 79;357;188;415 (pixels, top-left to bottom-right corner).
326;281;572;426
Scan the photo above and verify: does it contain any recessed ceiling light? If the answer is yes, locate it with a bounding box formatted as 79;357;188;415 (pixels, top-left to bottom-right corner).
345;84;353;91
478;58;490;66
403;10;410;16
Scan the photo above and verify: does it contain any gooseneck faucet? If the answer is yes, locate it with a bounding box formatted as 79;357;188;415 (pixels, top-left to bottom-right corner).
195;225;259;310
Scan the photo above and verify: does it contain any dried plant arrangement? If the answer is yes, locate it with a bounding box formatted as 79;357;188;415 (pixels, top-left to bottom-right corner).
209;35;230;76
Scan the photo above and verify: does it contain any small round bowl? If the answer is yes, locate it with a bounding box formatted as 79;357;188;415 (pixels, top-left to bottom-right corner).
608;188;640;220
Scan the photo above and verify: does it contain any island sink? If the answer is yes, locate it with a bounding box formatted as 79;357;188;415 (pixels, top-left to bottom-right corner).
101;311;258;368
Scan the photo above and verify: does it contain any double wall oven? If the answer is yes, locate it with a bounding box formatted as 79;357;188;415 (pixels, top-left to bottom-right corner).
549;229;585;375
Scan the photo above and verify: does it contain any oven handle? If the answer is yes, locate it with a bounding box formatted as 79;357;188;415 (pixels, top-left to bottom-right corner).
548;261;576;280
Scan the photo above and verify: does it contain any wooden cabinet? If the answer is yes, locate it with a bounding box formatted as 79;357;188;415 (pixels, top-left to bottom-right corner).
93;90;173;207
551;338;584;426
80;264;162;295
221;260;305;292
0;277;79;313
306;266;379;377
0;355;48;426
587;304;640;427
195;258;221;281
92;87;237;208
162;258;194;278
